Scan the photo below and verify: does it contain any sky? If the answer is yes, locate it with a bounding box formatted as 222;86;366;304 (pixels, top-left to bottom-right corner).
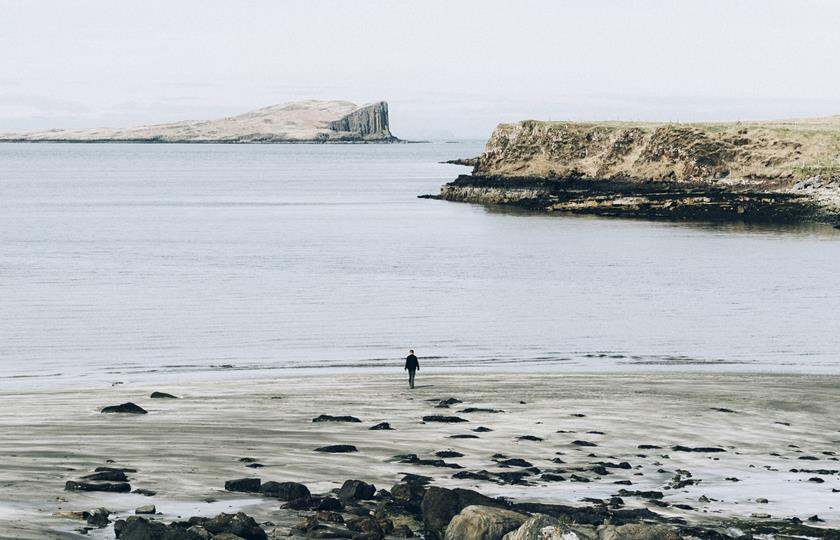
1;0;840;139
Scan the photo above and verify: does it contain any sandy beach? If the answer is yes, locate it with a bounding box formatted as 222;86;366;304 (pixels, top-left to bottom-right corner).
1;370;838;539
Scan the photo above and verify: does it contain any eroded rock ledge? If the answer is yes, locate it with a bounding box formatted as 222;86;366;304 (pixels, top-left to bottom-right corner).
428;118;840;225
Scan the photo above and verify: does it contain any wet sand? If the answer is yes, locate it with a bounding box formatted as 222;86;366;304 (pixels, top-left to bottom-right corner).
0;371;838;539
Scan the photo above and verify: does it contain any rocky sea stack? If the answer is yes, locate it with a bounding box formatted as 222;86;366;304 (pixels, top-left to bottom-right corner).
0;100;398;143
429;117;840;225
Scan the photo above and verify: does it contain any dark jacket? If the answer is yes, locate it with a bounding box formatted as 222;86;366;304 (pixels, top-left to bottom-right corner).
405;354;419;371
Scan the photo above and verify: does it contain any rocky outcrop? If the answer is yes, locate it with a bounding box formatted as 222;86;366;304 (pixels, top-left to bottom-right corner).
429;118;840;225
0;100;398;143
328;101;392;139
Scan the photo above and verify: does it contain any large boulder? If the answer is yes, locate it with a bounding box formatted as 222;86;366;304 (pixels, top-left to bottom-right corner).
597;524;681;540
119;516;203;540
444;505;528;540
338;479;376;501
259;481;310;501
421;486;507;540
503;515;597;540
202;512;267;540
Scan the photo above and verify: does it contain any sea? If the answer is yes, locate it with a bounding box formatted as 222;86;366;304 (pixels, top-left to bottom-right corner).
1;142;839;389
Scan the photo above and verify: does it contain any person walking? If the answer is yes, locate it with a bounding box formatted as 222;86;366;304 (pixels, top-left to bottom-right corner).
404;349;419;389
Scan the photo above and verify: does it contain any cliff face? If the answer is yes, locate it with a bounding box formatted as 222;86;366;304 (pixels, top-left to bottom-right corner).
432;118;840;225
0;100;398;143
328;101;392;140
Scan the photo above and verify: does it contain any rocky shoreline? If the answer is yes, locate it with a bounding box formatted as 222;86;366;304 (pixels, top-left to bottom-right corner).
59;472;840;540
426;119;840;225
3;372;838;539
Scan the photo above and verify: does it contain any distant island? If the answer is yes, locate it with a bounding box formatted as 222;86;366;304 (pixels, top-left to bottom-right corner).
0;100;398;143
428;117;840;226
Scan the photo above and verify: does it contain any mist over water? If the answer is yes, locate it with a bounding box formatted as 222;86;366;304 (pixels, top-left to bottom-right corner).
1;142;839;387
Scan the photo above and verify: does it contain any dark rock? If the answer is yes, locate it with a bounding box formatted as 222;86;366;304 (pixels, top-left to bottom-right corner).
436;398;463;407
572;440;597;447
346;516;384;539
315;445;358;453
224;478;261;493
422;415;468;423
101;402;147;414
516;435;543;442
452;470;495;482
65;481;130;492
420;486;507;540
617;489;664;499
369;422;393;430
282;496;314;510
400;473;432;485
246;463;263;468
473;427;493;432
338;479;376;501
435;450;464;458
540;473;566;482
496;471;532;485
638;444;662;449
150;392;178;399
203;512;268;540
133;489;157;496
672;445;726;453
259;481;310;500
395;453;462;468
511;501;605;525
391;482;426;507
95;466;138;473
316;497;344;512
85;508;110;528
82;470;128;482
119;516;202;540
449;434;479;439
459;408;504;413
313;414;362;423
496;458;533;468
392;524;415;537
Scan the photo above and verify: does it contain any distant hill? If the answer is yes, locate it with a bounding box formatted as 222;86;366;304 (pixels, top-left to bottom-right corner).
0;100;398;143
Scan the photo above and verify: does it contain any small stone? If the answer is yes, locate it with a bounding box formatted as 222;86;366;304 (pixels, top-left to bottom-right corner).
312;414;361;423
135;504;155;514
314;444;358;453
422;415;468;423
101;402;147;414
224;478;261;492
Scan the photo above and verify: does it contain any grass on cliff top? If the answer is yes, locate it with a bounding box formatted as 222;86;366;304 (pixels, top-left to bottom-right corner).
501;116;840;133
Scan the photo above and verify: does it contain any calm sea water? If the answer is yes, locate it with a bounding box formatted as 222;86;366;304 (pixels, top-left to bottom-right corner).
1;142;839;387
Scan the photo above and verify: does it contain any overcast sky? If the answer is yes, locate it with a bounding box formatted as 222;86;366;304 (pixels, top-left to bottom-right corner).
2;0;840;139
